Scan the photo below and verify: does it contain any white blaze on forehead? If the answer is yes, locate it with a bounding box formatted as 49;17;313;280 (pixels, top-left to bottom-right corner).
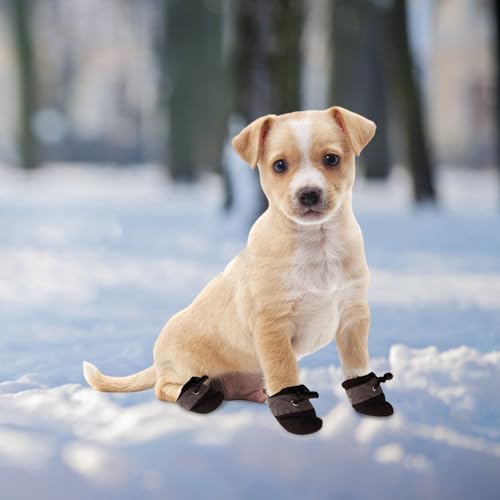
288;119;325;195
289;118;312;157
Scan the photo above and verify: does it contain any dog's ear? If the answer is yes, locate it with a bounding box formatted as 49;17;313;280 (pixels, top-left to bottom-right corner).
232;115;276;168
329;106;376;156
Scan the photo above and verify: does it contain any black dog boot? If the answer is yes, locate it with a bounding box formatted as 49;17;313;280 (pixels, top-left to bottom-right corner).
267;385;323;435
177;375;224;414
342;372;394;417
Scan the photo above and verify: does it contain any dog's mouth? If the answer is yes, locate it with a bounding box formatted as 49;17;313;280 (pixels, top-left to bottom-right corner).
302;208;322;215
292;207;332;225
298;207;325;218
283;197;336;225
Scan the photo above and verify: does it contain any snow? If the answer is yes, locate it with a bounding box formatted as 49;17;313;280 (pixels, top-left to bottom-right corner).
1;161;499;500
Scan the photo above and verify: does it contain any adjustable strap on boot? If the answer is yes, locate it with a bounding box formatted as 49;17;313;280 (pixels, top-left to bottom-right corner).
177;375;224;414
342;372;394;417
267;384;323;435
267;385;319;417
343;372;393;405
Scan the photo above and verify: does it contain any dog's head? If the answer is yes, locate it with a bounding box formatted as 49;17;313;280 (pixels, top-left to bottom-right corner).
232;107;376;225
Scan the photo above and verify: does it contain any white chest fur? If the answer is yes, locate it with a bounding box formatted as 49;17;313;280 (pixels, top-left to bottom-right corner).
288;221;353;358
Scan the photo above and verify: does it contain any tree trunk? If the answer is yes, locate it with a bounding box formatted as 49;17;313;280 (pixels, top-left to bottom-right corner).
9;0;38;169
494;0;500;203
160;0;229;185
232;0;303;214
386;0;436;202
233;0;302;118
330;0;391;179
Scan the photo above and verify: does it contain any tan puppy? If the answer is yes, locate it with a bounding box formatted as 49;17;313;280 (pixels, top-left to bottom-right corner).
83;106;393;435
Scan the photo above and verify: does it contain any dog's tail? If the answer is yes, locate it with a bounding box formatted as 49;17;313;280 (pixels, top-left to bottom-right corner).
82;361;156;392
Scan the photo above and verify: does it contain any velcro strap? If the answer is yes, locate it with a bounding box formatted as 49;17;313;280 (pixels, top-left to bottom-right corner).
345;376;382;405
267;393;314;417
177;378;211;410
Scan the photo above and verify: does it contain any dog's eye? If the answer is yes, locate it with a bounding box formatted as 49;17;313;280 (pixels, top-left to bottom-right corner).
324;154;340;167
272;159;288;174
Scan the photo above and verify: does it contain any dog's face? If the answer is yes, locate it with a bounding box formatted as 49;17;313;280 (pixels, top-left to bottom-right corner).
232;107;376;225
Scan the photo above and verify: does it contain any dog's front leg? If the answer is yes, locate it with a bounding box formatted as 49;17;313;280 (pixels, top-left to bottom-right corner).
336;303;394;417
335;303;371;379
253;313;322;435
253;314;299;395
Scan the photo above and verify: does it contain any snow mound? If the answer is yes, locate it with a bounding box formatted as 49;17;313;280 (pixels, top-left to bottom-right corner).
0;345;499;499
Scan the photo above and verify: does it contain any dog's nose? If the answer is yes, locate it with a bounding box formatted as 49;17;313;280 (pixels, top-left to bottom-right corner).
297;188;322;207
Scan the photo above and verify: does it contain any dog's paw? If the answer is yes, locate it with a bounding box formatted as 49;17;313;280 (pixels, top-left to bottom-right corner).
342;372;394;417
177;375;224;414
267;385;323;435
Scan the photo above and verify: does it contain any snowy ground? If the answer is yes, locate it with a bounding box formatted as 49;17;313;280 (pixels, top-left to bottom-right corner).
1;161;499;500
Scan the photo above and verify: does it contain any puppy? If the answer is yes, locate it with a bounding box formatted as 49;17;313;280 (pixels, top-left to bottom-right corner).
83;106;393;435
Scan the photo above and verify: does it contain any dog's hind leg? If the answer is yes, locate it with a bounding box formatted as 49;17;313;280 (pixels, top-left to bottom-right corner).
155;374;224;414
155;377;182;402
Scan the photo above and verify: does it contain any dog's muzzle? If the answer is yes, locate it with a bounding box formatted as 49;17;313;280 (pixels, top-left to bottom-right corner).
297;187;323;208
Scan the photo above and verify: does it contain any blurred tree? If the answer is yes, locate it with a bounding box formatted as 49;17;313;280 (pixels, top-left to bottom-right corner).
331;0;436;203
232;0;303;213
233;0;302;120
386;0;436;203
494;0;500;191
331;0;391;180
9;0;39;169
159;0;229;191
